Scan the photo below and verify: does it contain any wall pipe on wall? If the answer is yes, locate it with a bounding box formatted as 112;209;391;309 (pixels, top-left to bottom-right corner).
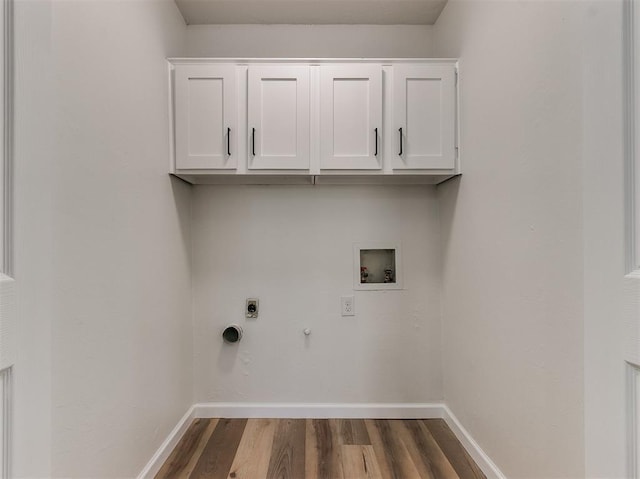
222;325;243;344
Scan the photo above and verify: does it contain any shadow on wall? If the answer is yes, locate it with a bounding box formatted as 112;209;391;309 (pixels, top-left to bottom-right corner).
218;335;241;374
437;176;461;269
170;175;192;263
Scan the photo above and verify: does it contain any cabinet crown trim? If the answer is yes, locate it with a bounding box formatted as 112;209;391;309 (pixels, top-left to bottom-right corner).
168;57;458;65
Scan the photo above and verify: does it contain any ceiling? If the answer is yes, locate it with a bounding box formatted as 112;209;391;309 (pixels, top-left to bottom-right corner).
174;0;448;25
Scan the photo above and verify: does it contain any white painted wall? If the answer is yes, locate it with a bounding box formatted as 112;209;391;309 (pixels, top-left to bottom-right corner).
192;186;443;404
434;2;586;477
186;24;435;57
14;0;192;477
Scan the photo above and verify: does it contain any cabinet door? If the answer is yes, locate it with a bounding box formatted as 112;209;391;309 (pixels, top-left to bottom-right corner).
393;65;456;170
248;65;310;170
175;65;237;170
320;65;382;170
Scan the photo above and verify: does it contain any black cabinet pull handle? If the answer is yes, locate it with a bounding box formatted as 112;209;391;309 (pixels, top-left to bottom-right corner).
252;128;256;156
399;127;403;156
227;127;231;156
374;128;378;156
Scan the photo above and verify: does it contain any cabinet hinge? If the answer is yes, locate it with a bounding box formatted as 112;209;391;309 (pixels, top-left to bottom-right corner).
455;69;458;85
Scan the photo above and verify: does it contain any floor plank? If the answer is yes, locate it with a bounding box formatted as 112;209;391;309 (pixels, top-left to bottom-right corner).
266;419;306;479
364;419;394;479
228;419;276;479
305;419;343;479
337;419;371;446
190;418;248;479
423;419;486;479
394;419;459;479
305;420;320;479
365;419;421;479
327;420;345;479
336;419;354;445
176;419;219;479
349;419;371;446
341;445;382;479
155;418;212;479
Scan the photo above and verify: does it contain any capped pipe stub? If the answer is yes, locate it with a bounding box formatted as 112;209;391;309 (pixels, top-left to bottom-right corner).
222;324;243;344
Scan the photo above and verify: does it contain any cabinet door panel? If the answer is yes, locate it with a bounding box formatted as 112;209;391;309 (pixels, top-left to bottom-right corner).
333;80;370;156
248;66;310;170
320;65;382;170
175;65;237;170
393;65;456;170
260;79;298;157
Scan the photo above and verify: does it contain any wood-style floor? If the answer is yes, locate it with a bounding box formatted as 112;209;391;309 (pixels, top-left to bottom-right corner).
156;418;486;479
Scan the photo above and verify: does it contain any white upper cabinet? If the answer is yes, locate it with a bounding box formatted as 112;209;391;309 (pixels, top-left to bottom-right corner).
393;64;456;170
320;65;382;170
170;59;459;184
248;65;310;170
175;64;237;170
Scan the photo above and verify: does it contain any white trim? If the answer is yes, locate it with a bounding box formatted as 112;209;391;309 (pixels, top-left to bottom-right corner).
626;270;640;280
168;57;458;66
454;64;461;174
0;273;14;372
628;362;640;479
0;4;14;475
1;0;13;277
309;65;320;176
625;0;637;274
193;402;444;419
0;367;11;479
167;62;176;175
442;405;508;479
136;406;195;479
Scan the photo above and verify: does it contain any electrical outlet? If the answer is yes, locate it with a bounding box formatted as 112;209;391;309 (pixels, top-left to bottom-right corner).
246;298;259;319
341;296;355;316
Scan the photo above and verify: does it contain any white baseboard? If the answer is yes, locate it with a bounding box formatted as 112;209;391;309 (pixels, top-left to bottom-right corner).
138;402;506;479
136;405;195;479
193;402;446;419
442;404;507;479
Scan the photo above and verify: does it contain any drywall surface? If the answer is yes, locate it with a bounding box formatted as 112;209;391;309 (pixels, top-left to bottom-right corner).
435;2;585;477
15;0;192;476
186;24;435;57
192;186;443;404
13;0;54;476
